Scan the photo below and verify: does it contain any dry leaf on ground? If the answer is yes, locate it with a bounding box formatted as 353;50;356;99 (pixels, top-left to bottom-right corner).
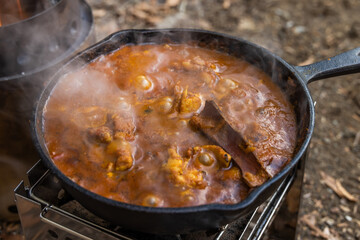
339;205;351;212
298;56;315;66
353;131;360;146
223;0;232;9
300;214;338;240
129;3;163;25
320;171;357;202
355;219;360;227
166;0;181;7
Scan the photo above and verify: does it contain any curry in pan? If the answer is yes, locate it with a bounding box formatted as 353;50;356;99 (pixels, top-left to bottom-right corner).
43;44;296;207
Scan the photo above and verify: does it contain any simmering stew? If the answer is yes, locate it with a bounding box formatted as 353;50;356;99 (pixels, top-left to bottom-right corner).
43;44;297;207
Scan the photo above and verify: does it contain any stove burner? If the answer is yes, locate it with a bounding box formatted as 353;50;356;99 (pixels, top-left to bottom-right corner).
15;160;304;239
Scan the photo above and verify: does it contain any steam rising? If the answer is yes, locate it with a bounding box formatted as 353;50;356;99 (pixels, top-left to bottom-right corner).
0;0;312;217
0;0;93;217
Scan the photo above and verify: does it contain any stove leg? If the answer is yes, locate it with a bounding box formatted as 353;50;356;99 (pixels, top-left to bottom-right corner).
265;153;307;239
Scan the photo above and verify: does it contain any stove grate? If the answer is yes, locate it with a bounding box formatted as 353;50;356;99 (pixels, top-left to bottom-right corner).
15;160;300;240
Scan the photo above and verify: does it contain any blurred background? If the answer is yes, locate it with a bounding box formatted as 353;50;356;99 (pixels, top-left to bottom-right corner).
1;0;359;239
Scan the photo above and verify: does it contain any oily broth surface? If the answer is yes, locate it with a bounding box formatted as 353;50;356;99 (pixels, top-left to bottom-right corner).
43;44;296;207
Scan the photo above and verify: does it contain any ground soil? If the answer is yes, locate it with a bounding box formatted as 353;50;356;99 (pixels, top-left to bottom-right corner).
87;1;360;239
2;0;359;239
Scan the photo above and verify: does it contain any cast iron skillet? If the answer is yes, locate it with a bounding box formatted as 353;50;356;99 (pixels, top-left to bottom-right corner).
32;29;360;234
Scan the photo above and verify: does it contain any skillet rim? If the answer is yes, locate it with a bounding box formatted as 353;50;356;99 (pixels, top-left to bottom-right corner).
32;28;315;214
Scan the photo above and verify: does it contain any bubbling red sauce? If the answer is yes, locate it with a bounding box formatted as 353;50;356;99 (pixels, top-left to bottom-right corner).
43;44;296;207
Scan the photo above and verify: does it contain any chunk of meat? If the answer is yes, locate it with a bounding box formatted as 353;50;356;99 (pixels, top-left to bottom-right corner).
111;114;136;141
189;101;269;187
162;85;204;119
87;126;113;143
179;88;203;114
181;60;204;72
170;85;203;115
106;139;133;171
163;148;206;189
115;153;133;171
169;56;207;72
222;167;242;181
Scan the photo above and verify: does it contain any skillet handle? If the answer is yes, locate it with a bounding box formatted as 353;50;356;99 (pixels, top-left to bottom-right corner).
294;47;360;84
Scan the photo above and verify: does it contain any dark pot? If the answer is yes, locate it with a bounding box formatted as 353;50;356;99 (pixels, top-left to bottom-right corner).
32;29;360;234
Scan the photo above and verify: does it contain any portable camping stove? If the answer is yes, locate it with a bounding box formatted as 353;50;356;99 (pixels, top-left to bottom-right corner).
14;155;306;240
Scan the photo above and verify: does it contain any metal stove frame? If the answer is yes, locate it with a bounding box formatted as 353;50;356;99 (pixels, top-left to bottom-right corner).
15;157;305;240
